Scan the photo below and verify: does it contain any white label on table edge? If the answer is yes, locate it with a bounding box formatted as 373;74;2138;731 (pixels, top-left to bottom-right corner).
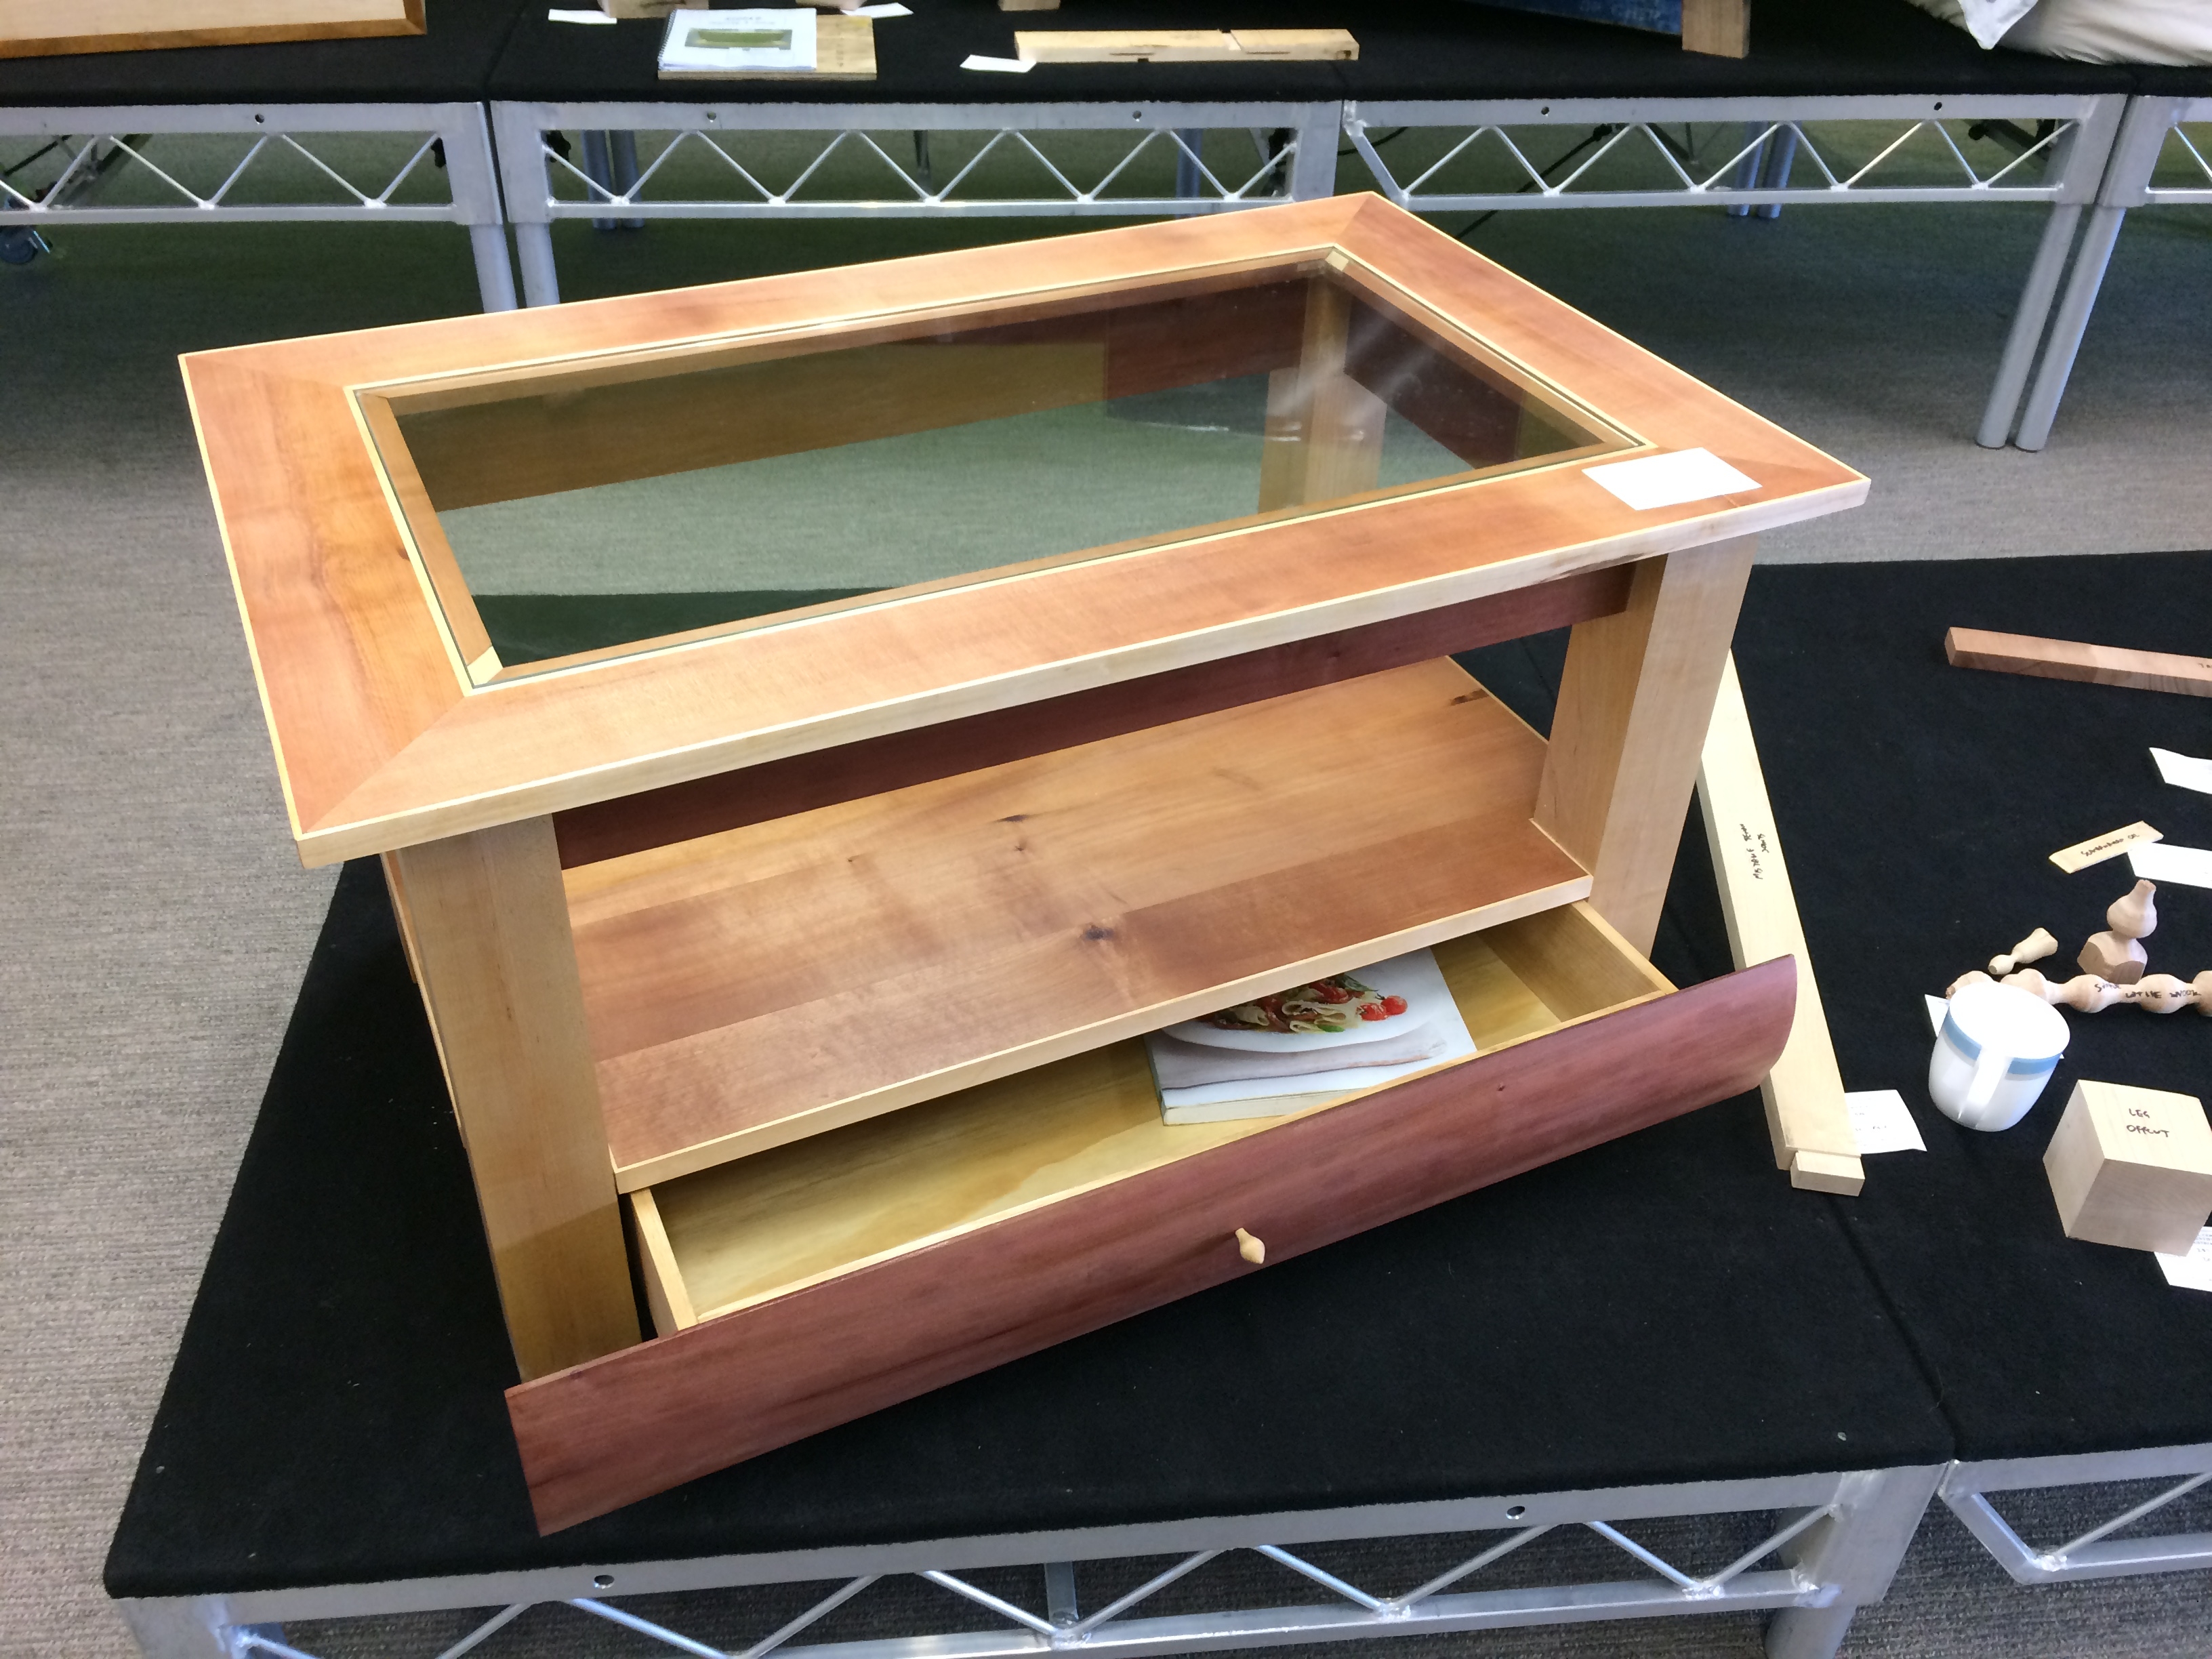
1847;1089;1927;1155
962;52;1034;71
2129;840;2212;890
549;6;616;19
1583;448;1759;512
2156;1227;2212;1292
2152;747;2212;796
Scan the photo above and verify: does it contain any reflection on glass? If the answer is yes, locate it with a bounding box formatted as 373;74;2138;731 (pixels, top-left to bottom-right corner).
372;266;1620;673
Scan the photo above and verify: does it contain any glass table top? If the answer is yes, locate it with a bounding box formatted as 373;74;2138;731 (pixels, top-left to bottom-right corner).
363;262;1627;677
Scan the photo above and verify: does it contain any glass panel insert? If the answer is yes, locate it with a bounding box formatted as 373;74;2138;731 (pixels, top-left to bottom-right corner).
367;262;1626;676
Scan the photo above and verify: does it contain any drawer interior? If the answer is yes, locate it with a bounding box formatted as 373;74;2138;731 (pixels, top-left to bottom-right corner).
632;901;1669;1334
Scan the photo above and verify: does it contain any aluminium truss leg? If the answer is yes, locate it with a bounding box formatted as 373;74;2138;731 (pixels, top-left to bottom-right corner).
2011;201;2126;451
1174;127;1204;198
516;220;560;306
1975;199;2083;448
1727;121;1765;219
113;1597;239;1659
468;223;518;312
1765;1599;1857;1659
1755;125;1797;221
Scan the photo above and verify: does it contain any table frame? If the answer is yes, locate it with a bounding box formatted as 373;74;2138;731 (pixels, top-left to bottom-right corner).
482;89;2137;444
486;99;1344;306
112;1465;1944;1659
1998;95;2212;453
1940;1442;2212;1584
0;100;516;310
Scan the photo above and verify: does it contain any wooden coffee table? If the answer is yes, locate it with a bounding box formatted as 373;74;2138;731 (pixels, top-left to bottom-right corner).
186;194;1863;1532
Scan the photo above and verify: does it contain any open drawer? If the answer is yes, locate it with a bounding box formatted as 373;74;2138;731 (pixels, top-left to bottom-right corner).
507;903;1795;1534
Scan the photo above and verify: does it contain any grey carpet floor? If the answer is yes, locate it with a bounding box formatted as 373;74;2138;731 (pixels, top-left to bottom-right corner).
4;163;2210;1659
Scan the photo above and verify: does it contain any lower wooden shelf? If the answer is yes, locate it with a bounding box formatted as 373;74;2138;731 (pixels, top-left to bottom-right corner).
567;657;1591;1191
506;903;1797;1534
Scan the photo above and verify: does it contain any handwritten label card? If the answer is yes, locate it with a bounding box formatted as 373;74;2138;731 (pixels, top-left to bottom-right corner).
2158;1227;2212;1292
1583;449;1759;512
1847;1090;1927;1155
2050;820;2161;874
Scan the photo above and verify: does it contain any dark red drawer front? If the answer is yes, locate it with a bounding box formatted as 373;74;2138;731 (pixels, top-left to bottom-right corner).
510;955;1795;1532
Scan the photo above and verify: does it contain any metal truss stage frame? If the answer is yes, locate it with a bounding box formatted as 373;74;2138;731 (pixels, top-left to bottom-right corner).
484;91;2148;449
0;102;516;310
1940;1442;2212;1584
486;99;1344;308
113;1467;1943;1659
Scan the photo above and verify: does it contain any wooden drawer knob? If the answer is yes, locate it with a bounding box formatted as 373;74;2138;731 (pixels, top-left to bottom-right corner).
1235;1227;1265;1265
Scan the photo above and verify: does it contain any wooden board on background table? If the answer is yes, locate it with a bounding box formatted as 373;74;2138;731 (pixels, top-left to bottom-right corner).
1015;28;1357;63
659;12;874;79
0;0;422;57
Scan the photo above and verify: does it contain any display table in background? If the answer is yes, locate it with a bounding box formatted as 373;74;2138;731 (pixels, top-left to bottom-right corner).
0;0;528;309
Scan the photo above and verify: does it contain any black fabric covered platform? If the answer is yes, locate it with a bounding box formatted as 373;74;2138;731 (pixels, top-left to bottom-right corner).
1736;552;2212;1465
1337;0;2135;102
0;0;529;107
102;553;2212;1603
485;0;2138;108
104;612;1954;1601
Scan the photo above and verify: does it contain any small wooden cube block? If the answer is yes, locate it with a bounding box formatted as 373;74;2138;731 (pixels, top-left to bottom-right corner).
2045;1080;2212;1254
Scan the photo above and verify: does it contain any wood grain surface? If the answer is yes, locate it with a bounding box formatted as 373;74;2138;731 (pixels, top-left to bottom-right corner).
510;952;1795;1532
386;819;640;1379
552;566;1631;867
1536;537;1757;954
1944;627;2212;699
185;195;1864;863
0;0;420;57
568;659;1591;1189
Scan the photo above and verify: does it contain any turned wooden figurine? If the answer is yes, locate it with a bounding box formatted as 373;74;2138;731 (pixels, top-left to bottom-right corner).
1990;926;2058;977
1948;966;2212;1015
2078;879;2156;984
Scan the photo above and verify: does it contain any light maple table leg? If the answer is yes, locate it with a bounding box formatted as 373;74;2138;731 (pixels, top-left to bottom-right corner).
1536;535;1757;956
1257;281;1385;511
387;817;640;1379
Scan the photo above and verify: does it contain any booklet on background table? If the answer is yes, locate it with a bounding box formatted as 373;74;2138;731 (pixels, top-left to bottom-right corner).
659;7;816;75
1147;947;1477;1125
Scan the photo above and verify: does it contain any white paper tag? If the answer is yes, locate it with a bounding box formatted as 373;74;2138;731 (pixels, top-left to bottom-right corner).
1925;994;1948;1036
1582;448;1759;512
2129;841;2212;890
1847;1090;1928;1155
549;6;616;18
2156;1227;2212;1292
2152;747;2212;795
962;52;1035;70
853;3;909;14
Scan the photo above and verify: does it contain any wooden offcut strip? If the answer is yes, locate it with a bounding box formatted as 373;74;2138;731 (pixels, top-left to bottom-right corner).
659;12;875;79
1946;627;2212;699
553;564;1633;867
0;0;420;57
1015;28;1357;62
1697;653;1863;1195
